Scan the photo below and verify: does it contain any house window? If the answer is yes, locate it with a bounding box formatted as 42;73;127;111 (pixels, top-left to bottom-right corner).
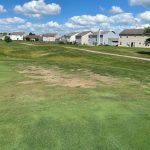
139;42;141;45
100;35;103;38
120;42;122;45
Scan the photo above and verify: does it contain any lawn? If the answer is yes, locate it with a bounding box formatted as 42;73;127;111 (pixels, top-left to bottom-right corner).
0;41;150;150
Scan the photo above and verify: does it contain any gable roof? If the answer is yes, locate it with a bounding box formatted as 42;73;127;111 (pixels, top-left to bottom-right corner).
11;32;25;36
76;31;92;37
89;32;97;38
43;33;57;37
26;35;40;39
65;32;78;37
120;29;144;36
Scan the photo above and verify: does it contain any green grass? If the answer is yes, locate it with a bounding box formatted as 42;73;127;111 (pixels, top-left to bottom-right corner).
0;41;150;150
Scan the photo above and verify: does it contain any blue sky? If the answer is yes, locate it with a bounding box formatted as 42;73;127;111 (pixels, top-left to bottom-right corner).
0;0;149;33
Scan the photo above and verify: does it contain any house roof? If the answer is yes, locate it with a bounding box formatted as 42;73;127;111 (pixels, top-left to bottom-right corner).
89;32;97;38
119;29;145;36
11;32;25;36
76;31;92;37
65;32;78;37
26;35;40;39
43;33;57;37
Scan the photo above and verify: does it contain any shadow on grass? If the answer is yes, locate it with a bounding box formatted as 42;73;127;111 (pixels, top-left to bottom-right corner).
137;51;150;55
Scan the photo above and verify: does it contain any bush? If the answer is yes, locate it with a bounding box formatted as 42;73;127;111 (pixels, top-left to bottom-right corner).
26;37;30;41
58;41;65;44
145;38;150;46
4;36;12;43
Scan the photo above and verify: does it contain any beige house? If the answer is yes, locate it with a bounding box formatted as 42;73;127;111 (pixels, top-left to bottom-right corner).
76;31;92;45
119;29;150;48
42;33;60;42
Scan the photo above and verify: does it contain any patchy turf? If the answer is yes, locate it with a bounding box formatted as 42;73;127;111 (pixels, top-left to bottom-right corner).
0;41;150;150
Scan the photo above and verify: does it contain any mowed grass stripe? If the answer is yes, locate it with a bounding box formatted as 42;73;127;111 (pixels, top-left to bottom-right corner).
63;46;150;62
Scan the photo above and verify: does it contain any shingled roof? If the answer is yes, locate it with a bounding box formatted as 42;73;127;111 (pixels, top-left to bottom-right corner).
43;33;57;37
120;29;145;36
11;32;25;36
65;32;78;37
76;31;92;37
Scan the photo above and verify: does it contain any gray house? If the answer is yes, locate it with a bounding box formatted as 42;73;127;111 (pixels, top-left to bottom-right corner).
89;30;119;46
64;32;79;43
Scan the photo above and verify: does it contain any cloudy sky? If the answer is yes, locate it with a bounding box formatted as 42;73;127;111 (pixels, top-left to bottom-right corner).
0;0;150;34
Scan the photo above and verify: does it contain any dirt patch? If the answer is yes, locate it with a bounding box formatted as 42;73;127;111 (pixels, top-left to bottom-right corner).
18;80;35;85
18;66;116;88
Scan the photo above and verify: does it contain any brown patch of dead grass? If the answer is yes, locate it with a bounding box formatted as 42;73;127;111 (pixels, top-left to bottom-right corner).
18;66;117;88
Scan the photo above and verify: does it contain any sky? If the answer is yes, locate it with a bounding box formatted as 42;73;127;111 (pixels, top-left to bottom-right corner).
0;0;150;34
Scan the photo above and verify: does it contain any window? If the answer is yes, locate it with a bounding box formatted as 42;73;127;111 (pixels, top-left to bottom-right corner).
120;42;122;45
127;36;128;38
120;36;122;38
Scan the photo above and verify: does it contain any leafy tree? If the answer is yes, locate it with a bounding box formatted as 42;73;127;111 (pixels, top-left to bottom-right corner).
144;27;150;35
4;36;12;43
145;38;150;46
29;32;35;36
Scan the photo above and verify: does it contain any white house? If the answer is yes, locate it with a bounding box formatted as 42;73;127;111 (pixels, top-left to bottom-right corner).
0;34;5;40
10;32;27;41
119;29;150;48
64;32;79;43
76;31;92;45
89;30;119;46
42;33;60;42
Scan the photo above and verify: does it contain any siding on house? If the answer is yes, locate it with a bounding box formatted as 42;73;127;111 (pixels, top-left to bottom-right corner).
42;33;60;42
76;31;92;45
89;31;119;46
0;34;5;40
64;32;79;43
10;32;26;41
119;29;150;48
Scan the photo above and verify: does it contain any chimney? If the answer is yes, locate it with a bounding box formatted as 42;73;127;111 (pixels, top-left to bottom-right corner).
97;29;101;45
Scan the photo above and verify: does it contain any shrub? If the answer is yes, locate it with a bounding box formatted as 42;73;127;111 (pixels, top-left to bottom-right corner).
58;41;65;44
4;36;12;43
145;38;150;46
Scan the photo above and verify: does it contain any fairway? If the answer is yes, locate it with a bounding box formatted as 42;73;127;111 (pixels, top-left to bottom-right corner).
0;41;150;150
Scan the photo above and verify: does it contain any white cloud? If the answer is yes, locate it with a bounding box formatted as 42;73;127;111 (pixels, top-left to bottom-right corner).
110;13;138;25
63;12;145;33
0;17;25;24
110;6;123;14
14;0;61;18
0;5;7;14
129;0;150;8
67;14;109;26
17;21;61;33
138;11;150;22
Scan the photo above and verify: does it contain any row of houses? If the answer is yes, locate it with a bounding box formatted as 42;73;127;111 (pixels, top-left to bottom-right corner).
0;32;60;42
63;30;119;46
0;29;150;48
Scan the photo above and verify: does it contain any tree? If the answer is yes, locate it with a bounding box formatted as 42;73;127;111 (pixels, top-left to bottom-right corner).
145;38;150;46
29;32;35;36
144;27;150;35
4;36;12;43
